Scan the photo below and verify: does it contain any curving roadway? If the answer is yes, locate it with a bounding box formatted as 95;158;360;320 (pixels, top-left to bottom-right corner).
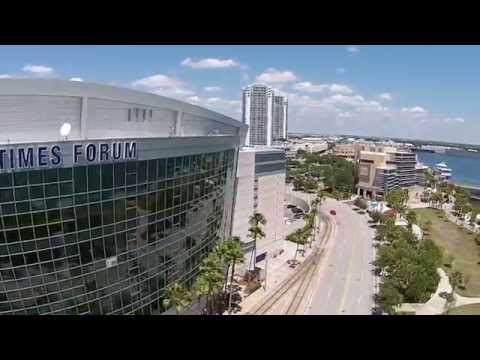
307;198;376;315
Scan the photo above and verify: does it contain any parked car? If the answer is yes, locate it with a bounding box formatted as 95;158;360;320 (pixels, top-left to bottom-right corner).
330;210;336;216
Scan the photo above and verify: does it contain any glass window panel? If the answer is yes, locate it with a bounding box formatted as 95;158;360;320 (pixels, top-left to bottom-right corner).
0;173;12;188
44;169;58;183
47;210;61;224
45;183;59;198
28;171;43;185
6;229;20;243
18;214;32;227
88;165;101;191
114;199;126;222
32;212;47;226
2;203;15;215
88;191;101;203
137;161;147;184
20;228;34;241
63;221;76;234
31;199;45;211
46;198;59;210
76;206;89;231
13;172;28;187
101;164;113;189
4;215;18;229
102;201;114;225
148;160;157;182
114;163;125;187
74;167;87;193
59;182;73;196
14;187;29;201
75;194;87;205
0;189;14;203
16;201;30;213
59;168;72;181
89;204;102;228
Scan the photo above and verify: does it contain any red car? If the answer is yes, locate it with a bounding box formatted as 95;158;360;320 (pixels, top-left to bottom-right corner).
330;210;336;216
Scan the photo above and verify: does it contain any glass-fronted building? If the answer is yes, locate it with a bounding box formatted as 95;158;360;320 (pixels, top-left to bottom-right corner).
0;79;246;314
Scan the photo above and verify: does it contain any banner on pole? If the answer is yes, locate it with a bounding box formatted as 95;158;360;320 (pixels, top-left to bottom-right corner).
255;252;267;263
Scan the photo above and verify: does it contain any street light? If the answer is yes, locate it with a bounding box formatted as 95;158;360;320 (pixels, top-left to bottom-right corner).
60;122;71;141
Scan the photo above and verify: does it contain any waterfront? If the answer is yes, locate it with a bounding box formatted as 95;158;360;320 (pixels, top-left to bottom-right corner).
417;151;480;187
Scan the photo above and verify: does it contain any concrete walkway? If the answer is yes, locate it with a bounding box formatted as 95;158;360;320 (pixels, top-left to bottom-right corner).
398;268;480;314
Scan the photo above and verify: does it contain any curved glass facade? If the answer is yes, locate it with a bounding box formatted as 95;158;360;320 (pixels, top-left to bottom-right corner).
0;149;235;314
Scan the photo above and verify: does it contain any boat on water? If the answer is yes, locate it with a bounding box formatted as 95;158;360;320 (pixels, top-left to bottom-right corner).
435;161;452;179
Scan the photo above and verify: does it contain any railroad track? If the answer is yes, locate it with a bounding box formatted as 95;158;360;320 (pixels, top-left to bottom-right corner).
249;212;334;315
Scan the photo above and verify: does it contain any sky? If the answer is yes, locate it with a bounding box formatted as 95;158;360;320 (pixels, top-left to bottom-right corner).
1;45;479;144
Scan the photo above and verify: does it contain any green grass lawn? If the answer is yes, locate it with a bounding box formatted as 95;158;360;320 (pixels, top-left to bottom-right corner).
471;198;480;212
413;208;480;297
447;303;480;315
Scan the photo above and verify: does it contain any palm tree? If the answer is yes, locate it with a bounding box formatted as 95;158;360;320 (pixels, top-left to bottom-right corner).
162;282;193;315
287;228;307;265
247;213;266;270
193;251;224;314
220;237;245;314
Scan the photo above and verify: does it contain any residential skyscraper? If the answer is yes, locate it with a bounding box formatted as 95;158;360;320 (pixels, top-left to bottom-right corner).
242;84;287;147
272;96;288;144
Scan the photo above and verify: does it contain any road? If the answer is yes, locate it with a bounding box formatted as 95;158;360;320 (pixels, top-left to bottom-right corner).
307;198;376;315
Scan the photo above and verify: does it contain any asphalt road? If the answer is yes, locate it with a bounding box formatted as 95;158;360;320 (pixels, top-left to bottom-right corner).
308;198;376;315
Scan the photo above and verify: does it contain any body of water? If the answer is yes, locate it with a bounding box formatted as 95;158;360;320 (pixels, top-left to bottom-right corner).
417;151;480;187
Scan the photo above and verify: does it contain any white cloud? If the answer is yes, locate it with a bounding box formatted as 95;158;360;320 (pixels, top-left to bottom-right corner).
336;68;346;74
443;117;465;124
330;84;354;95
379;93;392;101
401;106;426;113
22;64;54;76
204;86;222;92
181;57;241;69
187;96;201;103
292;82;353;95
0;74;11;79
256;68;297;85
69;77;83;82
338;111;355;118
347;46;359;53
132;74;194;99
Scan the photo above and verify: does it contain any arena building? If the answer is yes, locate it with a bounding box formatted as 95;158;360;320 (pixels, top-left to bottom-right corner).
0;79;246;315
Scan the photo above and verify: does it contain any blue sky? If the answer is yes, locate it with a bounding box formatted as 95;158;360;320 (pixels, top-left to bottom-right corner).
1;45;479;144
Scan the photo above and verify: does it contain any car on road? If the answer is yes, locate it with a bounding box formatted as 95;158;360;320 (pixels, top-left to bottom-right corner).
330;210;336;216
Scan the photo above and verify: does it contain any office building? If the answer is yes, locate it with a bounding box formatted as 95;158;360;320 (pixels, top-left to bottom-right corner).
356;145;419;199
242;84;288;147
0;79;246;315
231;148;286;257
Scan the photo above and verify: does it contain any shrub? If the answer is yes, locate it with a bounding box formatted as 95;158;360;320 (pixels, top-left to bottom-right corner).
244;281;262;295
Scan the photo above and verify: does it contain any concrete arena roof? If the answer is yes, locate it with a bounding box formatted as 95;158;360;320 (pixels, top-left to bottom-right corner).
0;78;245;130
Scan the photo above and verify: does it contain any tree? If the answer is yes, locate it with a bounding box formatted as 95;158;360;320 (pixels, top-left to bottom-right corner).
162;282;193;315
385;188;408;214
424;170;437;191
354;197;367;210
379;278;404;315
369;211;384;225
405;211;418;230
193;251;225;314
248;213;266;270
449;271;463;294
287;228;308;264
220;237;245;314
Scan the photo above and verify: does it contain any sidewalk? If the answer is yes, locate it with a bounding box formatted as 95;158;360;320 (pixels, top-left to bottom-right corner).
237;220;326;314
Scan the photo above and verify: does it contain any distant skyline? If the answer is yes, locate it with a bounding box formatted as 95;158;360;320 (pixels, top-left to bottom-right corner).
1;45;479;144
